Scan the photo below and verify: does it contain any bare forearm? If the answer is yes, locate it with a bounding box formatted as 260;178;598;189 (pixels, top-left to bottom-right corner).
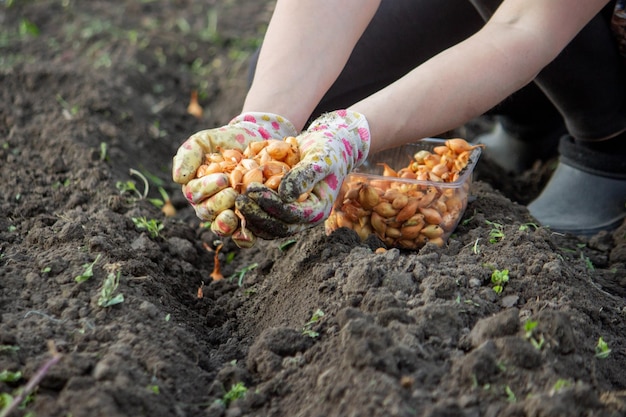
242;0;381;130
351;25;543;153
351;0;609;154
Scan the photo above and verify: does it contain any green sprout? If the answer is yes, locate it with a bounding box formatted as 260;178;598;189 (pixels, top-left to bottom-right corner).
99;142;108;162
519;222;539;232
302;309;325;338
116;180;143;199
485;220;505;243
580;253;595;272
595;337;611;359
221;382;247;406
132;217;163;238
0;346;19;355
18;19;39;37
148;187;170;208
228;263;258;286
461;210;476;226
51;178;71;189
551;379;572;393
55;94;79;116
97;271;124;308
116;169;150;201
490;268;509;295
75;254;101;283
523;320;545;350
225;251;236;264
0;370;22;383
472;238;480;254
147;384;160;394
278;239;297;251
504;385;517;403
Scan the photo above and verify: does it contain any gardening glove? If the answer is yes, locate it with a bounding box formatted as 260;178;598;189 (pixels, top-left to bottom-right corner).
236;109;371;239
172;112;297;221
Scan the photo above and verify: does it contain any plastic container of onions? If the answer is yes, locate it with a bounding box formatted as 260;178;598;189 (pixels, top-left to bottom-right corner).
324;138;482;250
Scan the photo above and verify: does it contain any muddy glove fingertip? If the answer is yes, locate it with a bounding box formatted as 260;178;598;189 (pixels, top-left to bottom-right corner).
235;193;292;239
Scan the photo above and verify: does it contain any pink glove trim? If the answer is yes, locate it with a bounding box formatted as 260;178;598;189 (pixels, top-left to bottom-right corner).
230;112;298;139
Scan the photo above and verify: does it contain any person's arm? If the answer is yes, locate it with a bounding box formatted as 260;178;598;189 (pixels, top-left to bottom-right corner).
351;0;610;154
242;0;381;131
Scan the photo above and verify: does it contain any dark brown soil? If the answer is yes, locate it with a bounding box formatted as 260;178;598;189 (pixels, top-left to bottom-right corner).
2;2;626;417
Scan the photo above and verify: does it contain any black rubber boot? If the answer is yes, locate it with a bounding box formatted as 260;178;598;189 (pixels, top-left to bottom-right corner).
475;116;565;174
527;135;626;235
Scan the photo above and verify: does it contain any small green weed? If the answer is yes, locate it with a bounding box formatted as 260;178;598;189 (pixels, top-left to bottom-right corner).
116;180;143;199
75;254;101;283
221;382;247;406
225;251;236;263
278;239;297;251
228;263;258;286
18;18;39;37
580;253;595;271
551;379;572;393
97;271;124;308
461;210;476;226
504;385;516;403
99;142;108;161
0;370;21;383
472;238;480;254
595;336;611;359
485;220;505;243
490;268;509;295
56;94;79;117
51;178;71;190
146;384;160;394
147;187;170;209
132;217;163;238
519;222;539;232
0;346;19;355
302;309;325;338
117;168;150;201
524;320;545;350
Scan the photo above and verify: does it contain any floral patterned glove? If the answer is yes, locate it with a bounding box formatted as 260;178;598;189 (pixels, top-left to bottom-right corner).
236;110;370;239
172;112;297;221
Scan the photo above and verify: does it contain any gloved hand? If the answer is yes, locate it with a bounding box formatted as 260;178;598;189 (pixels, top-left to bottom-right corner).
172;112;297;222
235;110;371;239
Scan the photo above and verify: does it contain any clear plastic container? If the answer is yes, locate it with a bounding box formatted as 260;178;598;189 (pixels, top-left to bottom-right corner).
325;138;482;250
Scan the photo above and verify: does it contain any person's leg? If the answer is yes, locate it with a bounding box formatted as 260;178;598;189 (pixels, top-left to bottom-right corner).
528;6;626;235
472;0;626;234
474;88;566;174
